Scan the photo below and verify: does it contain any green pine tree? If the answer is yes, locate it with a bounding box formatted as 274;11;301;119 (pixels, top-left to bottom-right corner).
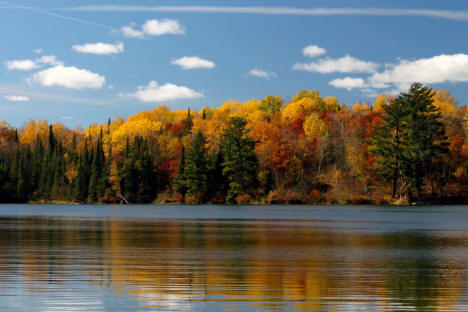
207;150;228;202
370;96;408;198
399;83;449;200
174;146;187;202
185;131;208;202
220;117;258;203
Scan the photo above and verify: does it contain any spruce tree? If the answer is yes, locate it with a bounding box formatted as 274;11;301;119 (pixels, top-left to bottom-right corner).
74;140;90;202
370;96;407;198
136;139;156;203
185;131;208;202
220;117;258;203
207;150;228;201
371;83;449;200
400;83;449;199
174;146;187;202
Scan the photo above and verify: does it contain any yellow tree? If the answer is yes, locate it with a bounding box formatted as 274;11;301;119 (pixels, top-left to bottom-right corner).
303;113;328;178
19;119;49;145
111;117;162;151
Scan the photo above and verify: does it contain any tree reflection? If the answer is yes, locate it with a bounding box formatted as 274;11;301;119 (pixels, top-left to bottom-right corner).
0;216;465;311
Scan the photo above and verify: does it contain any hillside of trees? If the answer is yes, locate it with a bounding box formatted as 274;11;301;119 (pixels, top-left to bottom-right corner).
0;83;467;204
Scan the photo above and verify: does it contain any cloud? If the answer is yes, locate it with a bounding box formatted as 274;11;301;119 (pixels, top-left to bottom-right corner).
121;25;144;38
303;45;326;58
368;53;468;90
329;77;366;90
34;48;43;54
5;59;39;71
5;55;62;71
247;68;277;79
0;82;119;106
171;56;215;69
65;6;468;22
293;55;378;74
61;116;74;120
142;19;185;35
28;65;106;89
72;42;124;55
130;81;203;102
37;55;63;66
327;54;468;97
122;19;185;38
5;95;30;102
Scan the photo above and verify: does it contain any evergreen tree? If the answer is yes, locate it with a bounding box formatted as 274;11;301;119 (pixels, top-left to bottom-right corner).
174;146;187;202
371;83;449;200
119;137;157;202
370;96;407;198
47;125;56;157
136;139;156;203
74;140;90;202
88;141;103;202
399;83;449;199
207;150;228;201
220;117;258;203
185;131;208;202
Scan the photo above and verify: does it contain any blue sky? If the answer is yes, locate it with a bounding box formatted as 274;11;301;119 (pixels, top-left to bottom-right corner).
1;0;468;127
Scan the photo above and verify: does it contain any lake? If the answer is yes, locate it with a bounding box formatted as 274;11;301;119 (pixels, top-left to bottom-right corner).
0;204;467;311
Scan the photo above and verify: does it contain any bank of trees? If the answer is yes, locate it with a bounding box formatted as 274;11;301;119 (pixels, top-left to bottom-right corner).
0;83;466;204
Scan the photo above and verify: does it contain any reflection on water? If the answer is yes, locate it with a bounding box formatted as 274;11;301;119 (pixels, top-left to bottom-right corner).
0;205;467;311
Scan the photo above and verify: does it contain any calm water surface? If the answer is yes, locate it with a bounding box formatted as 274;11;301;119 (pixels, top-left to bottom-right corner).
0;204;467;311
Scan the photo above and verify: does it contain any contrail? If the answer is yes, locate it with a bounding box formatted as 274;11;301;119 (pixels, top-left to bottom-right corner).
61;5;468;22
0;1;115;31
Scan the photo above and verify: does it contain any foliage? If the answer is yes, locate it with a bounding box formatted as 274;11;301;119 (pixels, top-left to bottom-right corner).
0;85;465;204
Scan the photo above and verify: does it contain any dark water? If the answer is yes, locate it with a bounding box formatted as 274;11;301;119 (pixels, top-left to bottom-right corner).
0;205;467;311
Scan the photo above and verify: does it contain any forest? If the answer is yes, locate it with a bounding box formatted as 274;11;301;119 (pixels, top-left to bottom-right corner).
0;83;466;204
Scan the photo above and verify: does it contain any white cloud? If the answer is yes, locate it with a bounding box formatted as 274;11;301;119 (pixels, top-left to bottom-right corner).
142;19;185;35
121;19;185;38
5;59;39;71
247;68;277;79
303;45;326;58
61;116;74;120
293;55;378;74
28;65;106;89
37;55;63;66
329;77;367;90
130;81;203;102
34;48;43;54
5;55;62;71
171;56;215;69
368;53;468;90
121;25;144;38
72;42;124;55
327;54;468;96
65;6;468;22
5;95;30;102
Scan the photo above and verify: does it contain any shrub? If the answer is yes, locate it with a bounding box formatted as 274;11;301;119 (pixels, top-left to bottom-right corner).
235;193;252;204
185;195;200;204
210;196;225;204
308;189;321;204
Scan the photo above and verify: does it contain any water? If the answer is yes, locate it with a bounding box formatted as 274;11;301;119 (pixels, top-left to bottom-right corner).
0;204;467;311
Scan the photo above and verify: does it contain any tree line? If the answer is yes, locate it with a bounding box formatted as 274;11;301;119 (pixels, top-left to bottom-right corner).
0;83;466;204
